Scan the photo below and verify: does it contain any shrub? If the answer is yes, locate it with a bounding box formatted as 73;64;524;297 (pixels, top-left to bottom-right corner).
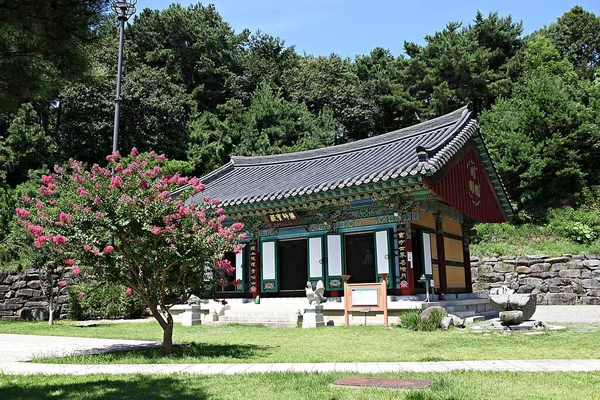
399;309;445;331
548;207;600;244
68;282;144;320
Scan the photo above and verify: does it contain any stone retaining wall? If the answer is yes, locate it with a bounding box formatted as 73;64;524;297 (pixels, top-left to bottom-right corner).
471;254;600;305
0;269;69;321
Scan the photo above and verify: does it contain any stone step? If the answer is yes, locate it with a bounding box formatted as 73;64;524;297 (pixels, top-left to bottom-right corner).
219;315;296;323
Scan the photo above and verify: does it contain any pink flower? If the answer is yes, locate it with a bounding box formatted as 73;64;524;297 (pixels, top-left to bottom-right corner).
93;195;102;206
58;212;73;224
77;187;90;197
15;208;30;217
103;245;114;254
77;291;85;298
125;287;133;296
110;175;123;188
151;226;163;236
40;186;50;196
27;225;43;237
115;163;123;172
35;201;44;209
72;266;80;275
193;183;206;193
83;244;92;252
216;208;224;215
57;280;66;287
231;222;244;230
52;235;67;246
42;175;54;185
106;151;121;163
63;259;75;266
139;180;149;189
130;147;139;156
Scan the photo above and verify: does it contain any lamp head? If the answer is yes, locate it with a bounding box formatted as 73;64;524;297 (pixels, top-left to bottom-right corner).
111;0;137;21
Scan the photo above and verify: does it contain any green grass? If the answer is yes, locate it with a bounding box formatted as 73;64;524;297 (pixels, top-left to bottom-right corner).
1;371;600;399
1;320;599;364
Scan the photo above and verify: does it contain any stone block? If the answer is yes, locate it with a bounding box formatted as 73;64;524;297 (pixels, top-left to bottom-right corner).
494;263;515;273
580;279;600;289
471;257;480;263
532;284;548;294
581;297;600;305
3;275;18;285
585;254;600;259
440;316;453;330
500;310;523;325
5;290;14;298
0;271;7;282
472;282;490;292
545;257;569;264
1;316;19;320
536;293;547;304
0;311;15;316
484;273;504;283
0;285;10;293
559;269;581;278
421;306;447;322
587;289;600;297
518;277;543;286
6;298;26;305
581;270;592;278
504;272;518;283
482;257;498;263
583;260;600;269
24;301;48;308
534;272;558;279
11;281;26;290
530;263;551;273
0;303;22;311
478;265;494;275
181;305;202;326
551;263;568;272
544;278;569;287
546;293;577;305
516;257;536;266
16;289;41;297
548;286;561;293
517;285;534;293
516;266;532;274
302;305;325;328
26;281;41;289
567;261;582;269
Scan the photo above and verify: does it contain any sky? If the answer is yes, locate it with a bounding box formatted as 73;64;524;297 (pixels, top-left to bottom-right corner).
140;0;600;57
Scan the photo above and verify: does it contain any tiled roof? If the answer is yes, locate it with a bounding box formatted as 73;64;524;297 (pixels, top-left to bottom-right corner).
189;106;509;214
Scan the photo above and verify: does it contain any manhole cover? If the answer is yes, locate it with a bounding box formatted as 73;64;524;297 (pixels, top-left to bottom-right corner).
331;377;432;390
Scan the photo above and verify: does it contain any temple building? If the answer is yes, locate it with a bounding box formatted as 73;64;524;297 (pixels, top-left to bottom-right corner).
190;106;512;300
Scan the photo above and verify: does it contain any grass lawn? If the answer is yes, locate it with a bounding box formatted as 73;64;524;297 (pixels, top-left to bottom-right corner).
1;320;599;364
1;371;600;399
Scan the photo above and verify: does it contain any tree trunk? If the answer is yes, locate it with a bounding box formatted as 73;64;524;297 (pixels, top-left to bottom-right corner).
146;302;175;355
48;291;54;326
162;321;174;355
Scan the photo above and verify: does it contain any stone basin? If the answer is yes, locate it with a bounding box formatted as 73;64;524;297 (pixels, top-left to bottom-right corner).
489;293;537;321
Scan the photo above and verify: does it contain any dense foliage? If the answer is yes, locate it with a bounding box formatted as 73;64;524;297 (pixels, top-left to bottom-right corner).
1;3;600;264
68;282;145;321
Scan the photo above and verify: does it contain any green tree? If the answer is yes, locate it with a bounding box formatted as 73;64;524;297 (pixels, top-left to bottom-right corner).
0;0;106;115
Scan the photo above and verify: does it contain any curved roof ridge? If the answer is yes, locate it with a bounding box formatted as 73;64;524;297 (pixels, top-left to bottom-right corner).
232;106;470;167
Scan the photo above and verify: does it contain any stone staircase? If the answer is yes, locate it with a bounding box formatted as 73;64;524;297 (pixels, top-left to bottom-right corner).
204;294;497;327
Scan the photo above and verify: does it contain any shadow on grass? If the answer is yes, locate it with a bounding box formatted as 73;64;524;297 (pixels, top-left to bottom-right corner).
0;376;208;400
38;342;273;364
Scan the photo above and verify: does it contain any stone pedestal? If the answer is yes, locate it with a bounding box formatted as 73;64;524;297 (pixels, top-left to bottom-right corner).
181;305;202;326
302;305;324;328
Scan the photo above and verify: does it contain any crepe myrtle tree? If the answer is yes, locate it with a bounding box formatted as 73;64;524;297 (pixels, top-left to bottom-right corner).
16;149;245;353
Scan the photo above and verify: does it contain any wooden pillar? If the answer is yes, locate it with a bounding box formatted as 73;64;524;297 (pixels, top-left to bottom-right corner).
462;222;473;293
434;213;448;296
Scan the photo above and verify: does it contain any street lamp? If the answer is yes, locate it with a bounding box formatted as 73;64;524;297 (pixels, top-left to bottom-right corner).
110;0;137;154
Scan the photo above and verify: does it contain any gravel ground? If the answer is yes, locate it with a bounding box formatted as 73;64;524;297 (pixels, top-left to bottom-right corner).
531;305;600;324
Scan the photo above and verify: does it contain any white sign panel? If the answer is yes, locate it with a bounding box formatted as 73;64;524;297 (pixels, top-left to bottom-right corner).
309;237;323;279
262;241;276;280
375;230;389;275
327;235;343;276
351;288;379;306
235;252;243;281
422;232;433;276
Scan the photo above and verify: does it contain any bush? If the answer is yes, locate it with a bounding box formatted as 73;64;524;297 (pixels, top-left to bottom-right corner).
68;282;144;320
548;207;600;244
399;309;445;331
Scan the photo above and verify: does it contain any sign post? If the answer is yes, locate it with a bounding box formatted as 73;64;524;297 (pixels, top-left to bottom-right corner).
343;274;389;327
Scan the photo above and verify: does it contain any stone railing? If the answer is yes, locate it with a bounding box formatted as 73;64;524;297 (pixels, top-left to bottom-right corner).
0;269;69;321
471;254;600;305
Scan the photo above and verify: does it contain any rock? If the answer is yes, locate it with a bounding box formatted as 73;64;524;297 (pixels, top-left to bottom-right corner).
5;290;14;298
472;282;490;292
517;285;535;293
17;308;48;321
0;285;10;293
421;306;447;322
530;263;551;273
581;270;592;278
535;272;558;279
3;275;19;285
516;266;532;274
580;279;600;289
484;273;504;283
0;303;22;311
482;257;498;263
583;260;600;269
15;289;41;297
581;297;600;305
559;269;581;278
587;289;600;297
546;293;577;305
11;281;26;290
24;301;48;308
26;281;41;289
545;257;569;264
503;272;518;283
544;278;569;287
528;254;548;260
518;277;543;286
551;263;568;272
471;257;480;263
448;314;465;327
440;316;453;330
516;257;536;266
478;265;494;275
536;293;547;305
500;310;523;325
532;284;548;294
494;263;515;273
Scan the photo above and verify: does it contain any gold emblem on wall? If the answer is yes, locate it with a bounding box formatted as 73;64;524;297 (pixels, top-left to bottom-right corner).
467;161;481;206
